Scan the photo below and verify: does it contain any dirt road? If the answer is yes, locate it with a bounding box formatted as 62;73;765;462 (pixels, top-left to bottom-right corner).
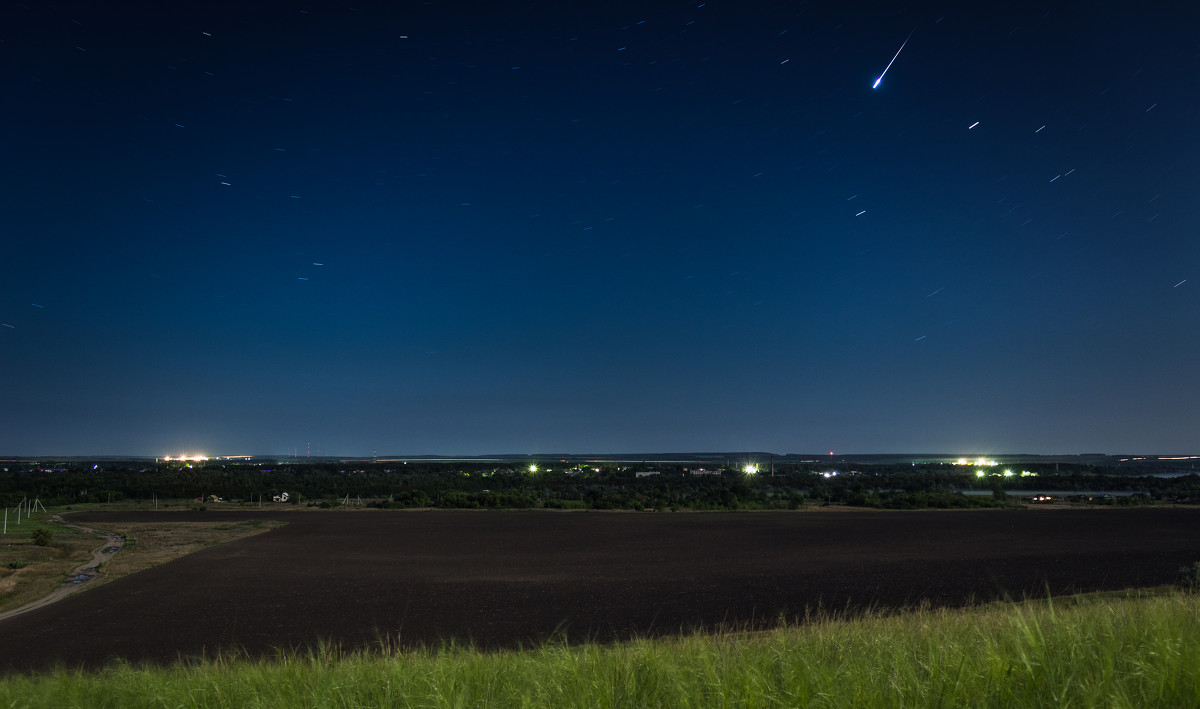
0;517;124;623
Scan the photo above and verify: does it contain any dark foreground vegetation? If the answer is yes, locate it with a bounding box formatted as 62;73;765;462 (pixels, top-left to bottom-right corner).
1;457;1197;510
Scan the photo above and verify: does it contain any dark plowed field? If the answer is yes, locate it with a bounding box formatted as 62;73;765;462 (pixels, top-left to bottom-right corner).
2;508;1198;673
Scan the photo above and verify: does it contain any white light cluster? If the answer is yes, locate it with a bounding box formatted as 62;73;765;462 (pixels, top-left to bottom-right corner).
977;469;1039;478
955;457;998;466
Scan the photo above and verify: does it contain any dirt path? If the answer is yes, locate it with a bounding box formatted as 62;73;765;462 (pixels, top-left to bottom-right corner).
0;517;123;623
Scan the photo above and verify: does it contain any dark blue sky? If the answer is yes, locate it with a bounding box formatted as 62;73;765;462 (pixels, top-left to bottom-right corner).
3;1;1197;456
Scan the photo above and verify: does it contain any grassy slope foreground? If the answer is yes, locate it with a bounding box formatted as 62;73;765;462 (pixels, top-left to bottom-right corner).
1;590;1198;708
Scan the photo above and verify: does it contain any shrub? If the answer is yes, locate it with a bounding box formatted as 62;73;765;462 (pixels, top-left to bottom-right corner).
6;560;26;570
31;528;53;547
1177;561;1200;591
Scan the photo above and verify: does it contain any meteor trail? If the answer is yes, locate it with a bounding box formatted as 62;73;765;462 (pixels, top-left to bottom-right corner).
872;31;913;89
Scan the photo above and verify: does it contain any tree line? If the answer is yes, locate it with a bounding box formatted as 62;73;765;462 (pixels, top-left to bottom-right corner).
1;460;1196;511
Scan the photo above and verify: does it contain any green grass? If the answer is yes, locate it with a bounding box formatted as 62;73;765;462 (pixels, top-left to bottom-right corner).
2;507;84;539
3;589;1199;707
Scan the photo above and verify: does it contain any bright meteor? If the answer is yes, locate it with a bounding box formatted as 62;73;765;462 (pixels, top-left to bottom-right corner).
872;31;913;89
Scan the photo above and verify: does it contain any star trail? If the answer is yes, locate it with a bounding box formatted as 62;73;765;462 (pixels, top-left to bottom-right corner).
2;0;1196;456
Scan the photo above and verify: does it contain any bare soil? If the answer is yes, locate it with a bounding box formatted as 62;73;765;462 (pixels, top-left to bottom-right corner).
94;519;283;581
0;513;282;620
1;508;1198;674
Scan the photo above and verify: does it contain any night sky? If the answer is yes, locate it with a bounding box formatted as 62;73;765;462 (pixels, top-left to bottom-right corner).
3;1;1197;457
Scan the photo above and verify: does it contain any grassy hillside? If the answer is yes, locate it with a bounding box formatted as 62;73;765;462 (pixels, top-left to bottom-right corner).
2;588;1198;707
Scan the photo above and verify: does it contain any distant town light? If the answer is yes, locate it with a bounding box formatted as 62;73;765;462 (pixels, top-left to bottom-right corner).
528;464;538;473
976;471;986;478
1003;469;1014;477
743;464;759;475
164;454;208;462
